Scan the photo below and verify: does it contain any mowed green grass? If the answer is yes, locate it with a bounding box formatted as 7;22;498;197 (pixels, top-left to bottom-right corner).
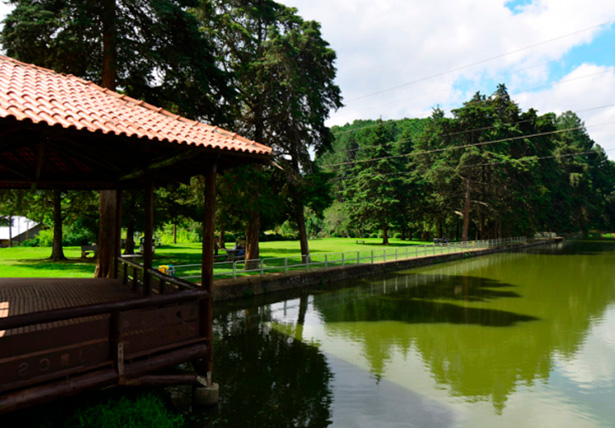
0;237;432;278
0;246;97;277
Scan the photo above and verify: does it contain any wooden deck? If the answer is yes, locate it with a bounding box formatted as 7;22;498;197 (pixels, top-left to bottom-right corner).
0;271;210;413
0;278;139;336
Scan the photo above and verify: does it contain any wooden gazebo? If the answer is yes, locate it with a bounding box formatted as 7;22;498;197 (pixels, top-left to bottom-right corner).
0;55;271;412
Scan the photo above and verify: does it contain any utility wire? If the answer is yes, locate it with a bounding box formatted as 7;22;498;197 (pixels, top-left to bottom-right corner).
334;148;612;181
329;103;615;158
345;18;615;103
323;120;615;169
342;66;613;116
332;73;615;138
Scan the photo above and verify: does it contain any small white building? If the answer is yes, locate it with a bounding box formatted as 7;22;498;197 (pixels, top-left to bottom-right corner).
0;216;42;247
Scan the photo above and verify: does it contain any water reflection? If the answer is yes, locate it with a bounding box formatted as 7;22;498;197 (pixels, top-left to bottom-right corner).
188;307;333;427
202;241;615;426
314;275;538;327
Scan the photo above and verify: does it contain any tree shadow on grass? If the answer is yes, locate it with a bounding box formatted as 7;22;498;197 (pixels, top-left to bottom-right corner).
7;258;97;276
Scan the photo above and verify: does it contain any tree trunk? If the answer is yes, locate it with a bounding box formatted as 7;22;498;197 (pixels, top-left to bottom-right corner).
296;206;310;263
95;190;118;277
382;223;389;245
462;177;471;242
101;0;117;90
123;221;135;255
288;150;310;263
245;210;260;269
173;222;177;244
400;226;406;241
219;228;226;249
50;190;66;261
7;215;12;248
479;208;485;240
295;292;309;340
95;0;118;277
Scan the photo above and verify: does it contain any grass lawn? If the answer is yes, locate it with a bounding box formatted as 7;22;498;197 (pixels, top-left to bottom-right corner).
154;237;433;265
0;246;97;277
0;237;432;278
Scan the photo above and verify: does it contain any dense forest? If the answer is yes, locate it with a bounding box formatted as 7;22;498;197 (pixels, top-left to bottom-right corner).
318;85;615;242
1;1;614;255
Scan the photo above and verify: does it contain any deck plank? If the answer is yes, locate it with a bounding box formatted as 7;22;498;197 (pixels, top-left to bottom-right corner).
0;278;140;336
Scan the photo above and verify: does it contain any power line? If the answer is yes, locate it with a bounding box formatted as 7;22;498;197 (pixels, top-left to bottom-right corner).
323;120;615;169
334;148;611;181
329;102;615;159
345;18;615;104
332;74;615;138
345;66;613;117
339;118;534;154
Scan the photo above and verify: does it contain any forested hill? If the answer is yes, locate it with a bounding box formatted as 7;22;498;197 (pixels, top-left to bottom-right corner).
318;87;615;242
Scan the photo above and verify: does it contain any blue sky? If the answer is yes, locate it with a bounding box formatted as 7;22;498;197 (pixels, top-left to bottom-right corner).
281;0;615;158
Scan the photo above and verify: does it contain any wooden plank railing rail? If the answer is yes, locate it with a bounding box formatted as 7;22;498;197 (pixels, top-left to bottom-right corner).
0;289;209;333
117;257;197;295
0;282;210;413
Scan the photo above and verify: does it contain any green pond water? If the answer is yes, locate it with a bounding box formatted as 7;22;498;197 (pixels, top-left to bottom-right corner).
193;241;615;427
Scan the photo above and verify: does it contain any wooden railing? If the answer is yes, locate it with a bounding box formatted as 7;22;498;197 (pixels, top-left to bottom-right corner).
117;257;197;295
0;266;210;413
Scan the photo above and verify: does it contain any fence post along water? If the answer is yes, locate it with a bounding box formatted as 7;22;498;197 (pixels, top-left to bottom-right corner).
170;237;529;281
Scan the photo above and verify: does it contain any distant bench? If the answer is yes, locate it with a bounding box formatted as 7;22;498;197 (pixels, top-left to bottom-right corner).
356;240;366;245
81;244;98;258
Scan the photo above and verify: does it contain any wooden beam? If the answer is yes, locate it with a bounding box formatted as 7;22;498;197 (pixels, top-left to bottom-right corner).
121;374;207;387
52;138;126;175
0;343;208;413
34;141;46;183
142;180;154;296
119;150;201;182
0;159;32;181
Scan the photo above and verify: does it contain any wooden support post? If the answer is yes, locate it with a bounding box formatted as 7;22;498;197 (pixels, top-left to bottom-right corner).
201;162;216;358
197;160;218;403
143;181;154;296
113;189;123;279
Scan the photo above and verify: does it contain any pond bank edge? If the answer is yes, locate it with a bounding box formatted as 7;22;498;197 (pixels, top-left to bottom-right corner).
213;238;562;301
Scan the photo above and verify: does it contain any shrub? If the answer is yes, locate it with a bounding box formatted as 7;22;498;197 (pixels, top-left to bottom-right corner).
37;229;54;247
21;238;39;247
65;393;183;428
63;229;96;246
394;233;402;239
369;233;378;238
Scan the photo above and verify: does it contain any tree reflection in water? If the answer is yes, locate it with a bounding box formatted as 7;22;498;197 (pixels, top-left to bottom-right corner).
191;298;333;427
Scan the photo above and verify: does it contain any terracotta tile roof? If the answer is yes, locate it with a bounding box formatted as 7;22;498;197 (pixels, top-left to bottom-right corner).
0;55;271;156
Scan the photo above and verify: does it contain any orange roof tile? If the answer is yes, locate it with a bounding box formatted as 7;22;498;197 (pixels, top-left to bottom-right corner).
0;55;271;156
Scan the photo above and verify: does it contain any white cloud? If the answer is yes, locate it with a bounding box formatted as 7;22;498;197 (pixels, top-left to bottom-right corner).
517;64;615;154
281;0;615;156
555;305;615;387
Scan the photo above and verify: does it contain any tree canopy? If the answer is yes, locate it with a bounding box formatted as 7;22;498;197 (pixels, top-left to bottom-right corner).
320;86;615;241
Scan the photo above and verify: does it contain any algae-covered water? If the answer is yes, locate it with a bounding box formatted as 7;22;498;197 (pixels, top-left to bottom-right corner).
193;241;615;427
